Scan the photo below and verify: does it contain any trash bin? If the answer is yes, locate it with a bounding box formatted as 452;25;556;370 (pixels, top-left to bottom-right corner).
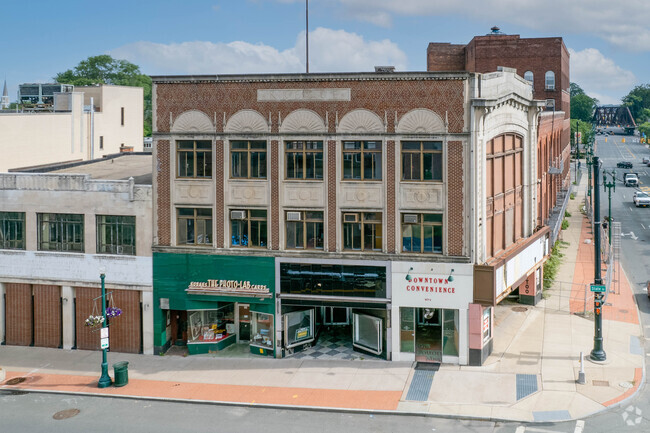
113;362;129;387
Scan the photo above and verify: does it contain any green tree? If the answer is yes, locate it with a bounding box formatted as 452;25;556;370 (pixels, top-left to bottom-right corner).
570;82;585;98
639;122;650;137
55;55;152;136
622;84;650;124
571;93;597;122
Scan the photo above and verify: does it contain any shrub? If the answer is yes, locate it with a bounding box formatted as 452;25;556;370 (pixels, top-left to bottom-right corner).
561;219;570;230
570;193;575;200
565;210;572;218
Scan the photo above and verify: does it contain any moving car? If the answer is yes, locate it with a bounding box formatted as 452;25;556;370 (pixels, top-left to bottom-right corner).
633;191;650;207
625;173;639;187
643;157;650;164
617;161;633;169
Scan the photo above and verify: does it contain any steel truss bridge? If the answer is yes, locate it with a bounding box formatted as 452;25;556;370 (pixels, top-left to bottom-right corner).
592;105;636;134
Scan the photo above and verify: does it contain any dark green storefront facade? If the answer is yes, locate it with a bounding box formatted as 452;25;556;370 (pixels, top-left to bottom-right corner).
153;252;275;356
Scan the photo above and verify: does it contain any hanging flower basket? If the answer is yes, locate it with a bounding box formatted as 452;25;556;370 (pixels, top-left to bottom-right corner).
85;315;105;327
106;307;122;318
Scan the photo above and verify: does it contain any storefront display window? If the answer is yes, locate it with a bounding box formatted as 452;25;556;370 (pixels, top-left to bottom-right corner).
399;307;415;353
483;307;492;343
442;309;459;357
251;311;274;349
284;309;314;348
187;304;235;343
352;313;382;355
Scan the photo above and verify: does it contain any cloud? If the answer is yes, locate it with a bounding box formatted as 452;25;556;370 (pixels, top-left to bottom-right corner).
330;0;650;52
110;27;407;75
569;48;636;104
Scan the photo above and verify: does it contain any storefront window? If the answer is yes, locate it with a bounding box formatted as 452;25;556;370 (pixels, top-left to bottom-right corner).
442;309;459;357
280;263;387;298
284;309;315;348
251;312;274;349
400;308;415;353
187;304;235;343
352;313;382;355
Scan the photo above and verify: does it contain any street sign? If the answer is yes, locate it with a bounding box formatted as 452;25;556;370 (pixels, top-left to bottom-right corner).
100;327;109;339
590;284;606;293
100;338;109;349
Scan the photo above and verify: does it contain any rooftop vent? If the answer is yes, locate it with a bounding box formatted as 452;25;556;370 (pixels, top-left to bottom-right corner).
490;26;504;34
375;66;395;73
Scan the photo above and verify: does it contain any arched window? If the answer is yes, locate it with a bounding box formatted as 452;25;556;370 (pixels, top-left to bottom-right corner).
524;71;534;83
545;71;555;91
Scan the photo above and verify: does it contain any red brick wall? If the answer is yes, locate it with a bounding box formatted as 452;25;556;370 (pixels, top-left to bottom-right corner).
33;285;61;348
108;289;141;354
271;140;280;250
215;140;225;248
386;140;396;253
327;140;337;252
426;43;466;71
447;141;464;256
5;283;32;346
156;140;171;246
76;287;101;351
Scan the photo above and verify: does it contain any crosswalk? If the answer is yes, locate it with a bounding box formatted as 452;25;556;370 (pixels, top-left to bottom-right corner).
515;420;585;433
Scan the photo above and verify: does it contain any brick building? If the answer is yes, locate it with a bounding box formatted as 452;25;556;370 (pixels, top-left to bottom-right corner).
151;67;545;365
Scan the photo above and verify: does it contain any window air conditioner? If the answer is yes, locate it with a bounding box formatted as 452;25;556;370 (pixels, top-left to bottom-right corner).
403;214;419;224
343;213;359;223
231;210;246;220
286;212;302;221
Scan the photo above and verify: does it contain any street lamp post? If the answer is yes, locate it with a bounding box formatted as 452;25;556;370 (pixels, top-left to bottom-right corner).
590;156;607;362
585;142;594;207
575;120;580;184
602;169;616;244
98;270;112;388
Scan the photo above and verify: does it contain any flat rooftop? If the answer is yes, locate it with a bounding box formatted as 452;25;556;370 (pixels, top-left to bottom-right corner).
49;154;153;185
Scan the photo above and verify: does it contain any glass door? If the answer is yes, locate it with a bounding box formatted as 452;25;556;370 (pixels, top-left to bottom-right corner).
238;304;250;341
415;308;442;362
399;307;415;353
324;307;349;325
352;313;383;355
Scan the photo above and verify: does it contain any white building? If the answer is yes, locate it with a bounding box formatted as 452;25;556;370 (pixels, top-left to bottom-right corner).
0;84;143;172
0;154;153;354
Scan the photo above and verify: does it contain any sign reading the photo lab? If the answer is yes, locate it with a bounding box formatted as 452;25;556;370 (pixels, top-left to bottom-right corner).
186;279;271;298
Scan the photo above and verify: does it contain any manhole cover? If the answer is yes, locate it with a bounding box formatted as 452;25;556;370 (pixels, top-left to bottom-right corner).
53;409;80;420
593;380;610;387
619;309;629;313
5;377;26;385
620;382;634;390
512;307;528;313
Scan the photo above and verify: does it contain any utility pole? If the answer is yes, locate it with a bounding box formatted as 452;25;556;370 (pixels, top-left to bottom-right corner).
602;169;616;244
590;156;606;362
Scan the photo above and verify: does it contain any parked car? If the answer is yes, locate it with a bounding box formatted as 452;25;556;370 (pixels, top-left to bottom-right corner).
633;191;650;207
643;157;650;164
617;161;633;169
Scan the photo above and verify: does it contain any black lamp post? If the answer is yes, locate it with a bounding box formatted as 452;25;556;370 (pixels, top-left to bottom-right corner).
575;120;580;183
602;169;616;244
590;156;606;361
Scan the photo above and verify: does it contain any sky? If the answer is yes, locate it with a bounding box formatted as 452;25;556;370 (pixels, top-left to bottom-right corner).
1;0;648;105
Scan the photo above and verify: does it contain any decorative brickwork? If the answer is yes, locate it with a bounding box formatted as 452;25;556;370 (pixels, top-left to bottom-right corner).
156;140;171;246
33;285;61;348
5;283;32;346
155;79;465;134
327;140;337;252
386;140;396;253
447;141;464;256
215;140;225;248
271;140;280;250
108;289;142;354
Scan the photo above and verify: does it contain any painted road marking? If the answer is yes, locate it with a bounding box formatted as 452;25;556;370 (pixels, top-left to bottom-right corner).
574;420;585;433
642;224;646;230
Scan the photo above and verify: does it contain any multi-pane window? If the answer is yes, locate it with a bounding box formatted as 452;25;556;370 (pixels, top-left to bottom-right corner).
96;215;136;255
342;141;382;180
342;212;382;251
231;209;267;248
401;213;443;253
402;141;443;181
177;208;212;246
545;71;555;90
0;212;25;250
286;211;324;250
231;141;267;179
286;141;323;179
177;140;212;178
38;213;84;252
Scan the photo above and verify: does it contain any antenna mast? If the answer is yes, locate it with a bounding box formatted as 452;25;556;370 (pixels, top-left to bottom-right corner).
306;0;309;73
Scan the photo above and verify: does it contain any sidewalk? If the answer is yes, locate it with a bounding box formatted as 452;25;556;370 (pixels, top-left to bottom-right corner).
0;170;645;421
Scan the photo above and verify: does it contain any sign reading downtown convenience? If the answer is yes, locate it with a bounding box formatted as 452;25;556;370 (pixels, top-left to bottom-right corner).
186;279;271;298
